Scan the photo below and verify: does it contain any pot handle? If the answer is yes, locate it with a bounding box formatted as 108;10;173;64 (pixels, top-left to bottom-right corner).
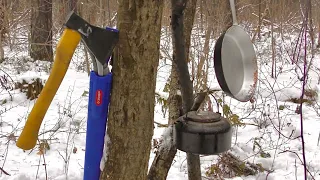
229;0;238;25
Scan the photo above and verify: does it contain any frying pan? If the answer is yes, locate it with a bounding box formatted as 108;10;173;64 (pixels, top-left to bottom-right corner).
214;0;258;102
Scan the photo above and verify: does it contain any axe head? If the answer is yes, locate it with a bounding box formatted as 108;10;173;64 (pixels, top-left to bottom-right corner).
65;12;119;68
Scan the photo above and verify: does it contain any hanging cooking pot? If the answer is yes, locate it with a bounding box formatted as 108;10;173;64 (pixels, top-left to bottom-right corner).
175;111;232;155
214;0;258;102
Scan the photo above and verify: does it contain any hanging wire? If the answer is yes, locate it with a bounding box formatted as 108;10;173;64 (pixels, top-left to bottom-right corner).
210;93;220;113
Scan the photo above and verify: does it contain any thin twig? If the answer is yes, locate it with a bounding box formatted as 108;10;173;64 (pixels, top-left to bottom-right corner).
1;141;9;176
278;150;315;180
35;154;41;180
299;0;310;179
42;151;48;180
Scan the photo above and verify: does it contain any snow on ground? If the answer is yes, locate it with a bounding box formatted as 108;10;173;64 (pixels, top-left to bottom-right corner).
0;29;318;180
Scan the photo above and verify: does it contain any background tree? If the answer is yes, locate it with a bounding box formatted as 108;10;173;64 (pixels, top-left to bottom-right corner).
0;0;8;60
30;0;53;61
67;0;78;13
147;0;198;179
100;1;164;180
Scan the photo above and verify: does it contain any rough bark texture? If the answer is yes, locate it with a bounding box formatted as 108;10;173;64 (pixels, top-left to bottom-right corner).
171;0;193;111
171;1;201;179
318;23;320;48
67;0;78;13
147;0;197;179
0;0;7;60
196;27;212;91
147;63;180;180
147;124;177;180
0;0;7;38
183;0;197;63
100;1;164;180
30;0;53;62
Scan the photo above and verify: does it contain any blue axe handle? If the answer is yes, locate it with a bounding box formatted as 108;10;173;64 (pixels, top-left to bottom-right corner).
83;71;112;180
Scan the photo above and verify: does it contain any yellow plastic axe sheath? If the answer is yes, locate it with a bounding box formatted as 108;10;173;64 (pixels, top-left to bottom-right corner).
16;29;81;150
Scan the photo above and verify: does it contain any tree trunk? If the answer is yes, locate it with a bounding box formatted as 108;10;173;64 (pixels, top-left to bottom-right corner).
317;22;320;48
183;0;201;177
172;0;200;179
99;0;105;26
147;0;197;179
258;0;262;39
147;57;180;180
308;0;314;56
100;1;164;180
67;0;78;13
270;0;276;78
225;0;233;30
183;0;196;63
196;27;212;91
30;0;53;62
0;0;7;60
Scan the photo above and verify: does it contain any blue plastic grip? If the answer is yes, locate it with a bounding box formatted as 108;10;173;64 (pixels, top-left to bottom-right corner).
105;26;119;33
83;71;112;180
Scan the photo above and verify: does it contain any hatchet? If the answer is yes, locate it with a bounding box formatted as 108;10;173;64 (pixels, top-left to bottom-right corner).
16;12;119;179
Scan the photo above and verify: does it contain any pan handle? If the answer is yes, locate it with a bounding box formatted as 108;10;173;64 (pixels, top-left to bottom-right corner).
229;0;238;25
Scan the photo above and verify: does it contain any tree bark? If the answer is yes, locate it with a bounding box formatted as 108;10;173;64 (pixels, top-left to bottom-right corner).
67;0;78;13
99;0;105;26
196;27;212;91
30;0;53;62
0;0;7;60
100;1;164;180
147;0;197;179
183;0;197;63
317;22;320;48
270;0;276;78
171;0;201;180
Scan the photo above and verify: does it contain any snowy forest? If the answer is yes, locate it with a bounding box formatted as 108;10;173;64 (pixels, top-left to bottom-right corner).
0;0;319;180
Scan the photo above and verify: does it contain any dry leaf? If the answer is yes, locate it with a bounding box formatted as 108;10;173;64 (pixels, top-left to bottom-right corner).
73;147;77;154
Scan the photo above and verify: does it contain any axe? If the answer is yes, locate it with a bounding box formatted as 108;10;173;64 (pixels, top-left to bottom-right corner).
16;12;119;180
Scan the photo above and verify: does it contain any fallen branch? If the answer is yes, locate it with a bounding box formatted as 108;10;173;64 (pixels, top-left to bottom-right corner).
0;167;10;176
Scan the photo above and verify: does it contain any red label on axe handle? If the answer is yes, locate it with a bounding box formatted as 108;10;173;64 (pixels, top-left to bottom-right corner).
95;90;103;106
